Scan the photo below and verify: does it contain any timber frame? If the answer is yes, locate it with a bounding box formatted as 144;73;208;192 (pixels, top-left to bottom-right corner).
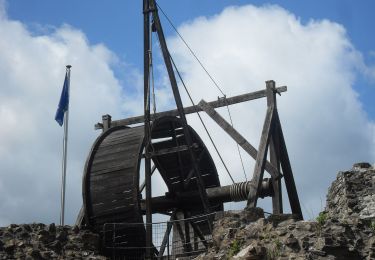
198;80;302;219
88;0;303;258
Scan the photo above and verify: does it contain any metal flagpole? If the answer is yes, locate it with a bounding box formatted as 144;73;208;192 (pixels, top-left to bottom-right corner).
60;65;71;226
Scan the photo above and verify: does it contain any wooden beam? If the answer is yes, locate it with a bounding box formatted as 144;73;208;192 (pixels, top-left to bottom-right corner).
265;81;283;214
247;105;275;207
198;99;280;178
270;130;283;214
148;144;194;157
95;86;287;128
158;213;175;258
275;113;303;219
151;0;211;217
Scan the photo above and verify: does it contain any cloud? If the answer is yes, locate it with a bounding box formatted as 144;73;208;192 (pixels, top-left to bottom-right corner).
167;4;375;216
0;2;374;227
0;9;137;225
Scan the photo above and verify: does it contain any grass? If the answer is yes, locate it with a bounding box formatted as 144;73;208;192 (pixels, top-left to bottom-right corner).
316;211;328;226
228;239;242;257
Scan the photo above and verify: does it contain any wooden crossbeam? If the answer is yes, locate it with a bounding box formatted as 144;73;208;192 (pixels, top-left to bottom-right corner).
95;86;287;129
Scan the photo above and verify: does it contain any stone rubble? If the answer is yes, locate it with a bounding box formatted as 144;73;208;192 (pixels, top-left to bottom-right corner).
195;163;375;260
1;163;374;259
0;223;107;259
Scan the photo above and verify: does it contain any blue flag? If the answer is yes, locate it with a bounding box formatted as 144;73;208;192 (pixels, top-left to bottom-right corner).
55;72;69;126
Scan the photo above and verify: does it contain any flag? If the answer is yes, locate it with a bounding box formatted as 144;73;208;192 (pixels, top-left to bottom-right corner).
55;72;70;126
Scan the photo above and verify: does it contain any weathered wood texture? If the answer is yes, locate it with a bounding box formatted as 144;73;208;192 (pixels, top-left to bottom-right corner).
247;105;275;207
96;86;287;128
275;112;303;219
82;116;222;243
267;81;283;214
198;99;279;178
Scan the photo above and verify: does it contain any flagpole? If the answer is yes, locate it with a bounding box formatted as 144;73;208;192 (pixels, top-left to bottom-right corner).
60;65;71;226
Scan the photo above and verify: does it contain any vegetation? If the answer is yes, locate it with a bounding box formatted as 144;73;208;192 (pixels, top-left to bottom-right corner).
371;221;375;232
228;239;242;257
266;238;282;259
316;211;328;226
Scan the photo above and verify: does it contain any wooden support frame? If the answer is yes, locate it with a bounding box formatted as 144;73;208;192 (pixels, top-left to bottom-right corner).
199;80;302;219
247;80;302;219
198;100;280;179
148;0;211;220
95;86;287;129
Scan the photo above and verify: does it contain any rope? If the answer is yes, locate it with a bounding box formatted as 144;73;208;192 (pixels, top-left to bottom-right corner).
156;2;248;181
156;2;225;96
169;54;235;184
224;99;248;181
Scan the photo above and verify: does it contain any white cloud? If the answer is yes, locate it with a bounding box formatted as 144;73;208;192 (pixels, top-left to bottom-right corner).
167;4;375;216
0;8;137;225
0;2;374;226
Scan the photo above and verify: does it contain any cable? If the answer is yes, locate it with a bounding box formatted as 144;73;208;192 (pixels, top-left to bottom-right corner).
156;2;226;97
169;54;235;184
156;2;248;180
225;100;248;181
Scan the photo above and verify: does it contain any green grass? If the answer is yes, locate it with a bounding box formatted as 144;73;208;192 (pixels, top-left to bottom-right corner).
228;239;242;257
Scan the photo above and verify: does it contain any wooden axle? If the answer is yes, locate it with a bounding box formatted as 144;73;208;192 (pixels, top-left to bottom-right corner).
140;179;274;213
95;86;287;129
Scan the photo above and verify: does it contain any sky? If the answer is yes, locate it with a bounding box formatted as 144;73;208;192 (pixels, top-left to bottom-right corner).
0;0;374;226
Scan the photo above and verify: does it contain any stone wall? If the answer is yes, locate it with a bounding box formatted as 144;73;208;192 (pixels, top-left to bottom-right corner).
196;163;375;259
0;223;107;259
326;162;375;221
1;163;374;259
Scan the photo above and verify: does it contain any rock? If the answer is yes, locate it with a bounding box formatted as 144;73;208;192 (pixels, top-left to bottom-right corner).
195;164;375;260
81;231;100;250
48;223;56;234
0;224;108;259
352;162;372;169
3;240;15;253
268;213;299;227
56;230;68;242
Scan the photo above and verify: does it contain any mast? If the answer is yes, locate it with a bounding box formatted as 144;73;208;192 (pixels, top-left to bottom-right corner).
143;0;212;257
143;0;153;258
148;0;211;213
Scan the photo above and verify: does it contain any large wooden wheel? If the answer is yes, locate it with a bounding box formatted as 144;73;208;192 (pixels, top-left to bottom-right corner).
82;116;222;257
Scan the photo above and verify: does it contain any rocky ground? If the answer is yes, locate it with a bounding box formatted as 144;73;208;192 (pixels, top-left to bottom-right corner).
0;163;374;259
195;163;375;259
0;223;107;259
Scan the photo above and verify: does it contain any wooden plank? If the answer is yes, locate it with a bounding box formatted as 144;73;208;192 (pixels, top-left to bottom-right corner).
265;80;283;214
198;99;279;178
247;106;275;207
149;144;190;157
158;213;175;258
270;131;283;214
101;86;287;127
275;113;303;219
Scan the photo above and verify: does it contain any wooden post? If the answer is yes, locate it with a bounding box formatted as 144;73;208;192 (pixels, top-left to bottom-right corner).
150;0;211;218
275;112;303;219
143;0;153;258
102;114;112;131
266;81;283;214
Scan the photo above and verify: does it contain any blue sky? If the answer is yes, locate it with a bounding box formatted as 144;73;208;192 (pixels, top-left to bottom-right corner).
7;0;375;117
0;1;374;225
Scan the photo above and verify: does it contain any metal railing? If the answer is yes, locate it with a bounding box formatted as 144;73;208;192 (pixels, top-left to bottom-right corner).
102;213;216;259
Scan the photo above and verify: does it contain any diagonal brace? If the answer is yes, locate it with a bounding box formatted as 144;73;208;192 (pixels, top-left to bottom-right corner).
198;99;280;179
